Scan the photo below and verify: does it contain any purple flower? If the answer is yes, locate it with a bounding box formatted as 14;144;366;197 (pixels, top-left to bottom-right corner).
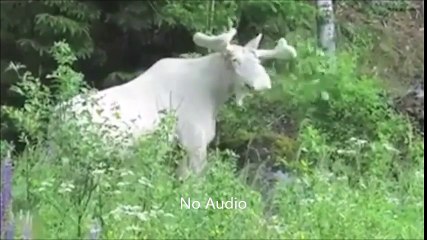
1;156;13;238
4;217;14;240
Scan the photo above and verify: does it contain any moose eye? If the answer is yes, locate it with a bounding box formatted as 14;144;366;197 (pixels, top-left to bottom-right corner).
231;57;240;64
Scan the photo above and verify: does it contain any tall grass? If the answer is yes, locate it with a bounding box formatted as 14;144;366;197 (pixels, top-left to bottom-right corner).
0;39;423;239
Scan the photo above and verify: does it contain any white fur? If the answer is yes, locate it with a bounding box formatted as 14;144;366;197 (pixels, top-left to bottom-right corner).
50;29;297;180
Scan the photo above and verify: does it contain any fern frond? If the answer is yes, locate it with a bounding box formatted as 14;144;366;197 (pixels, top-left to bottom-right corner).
35;13;89;37
16;39;50;56
41;0;101;21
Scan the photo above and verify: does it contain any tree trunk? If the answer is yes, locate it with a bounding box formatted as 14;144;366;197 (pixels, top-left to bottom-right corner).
316;0;336;54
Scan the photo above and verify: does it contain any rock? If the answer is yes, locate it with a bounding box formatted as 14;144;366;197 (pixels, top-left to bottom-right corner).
216;128;298;215
394;77;424;133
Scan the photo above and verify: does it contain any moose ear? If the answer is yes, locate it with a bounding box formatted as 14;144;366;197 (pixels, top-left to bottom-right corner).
244;33;263;49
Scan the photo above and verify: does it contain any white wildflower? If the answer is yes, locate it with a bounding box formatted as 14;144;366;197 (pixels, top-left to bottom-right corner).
312;79;321;84
109;207;122;220
272;224;286;235
358;181;367;189
148;210;162;218
58;181;75;194
386;197;400;205
337;175;348;182
382;143;400;153
300;198;315;205
349;137;368;146
415;170;424;179
92;169;106;176
266;215;286;234
109;204;142;220
164;213;175;218
41;180;54;188
337;149;357;155
61;157;70;164
138;177;154;188
356;139;368;146
108;204;171;223
120;169;135;177
125;225;142;232
117;181;130;187
122;205;143;213
315;195;324;202
136;212;149;221
97;162;107;168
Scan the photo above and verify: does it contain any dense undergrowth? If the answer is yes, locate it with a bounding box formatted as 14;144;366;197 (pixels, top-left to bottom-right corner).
1;36;424;239
1;1;424;239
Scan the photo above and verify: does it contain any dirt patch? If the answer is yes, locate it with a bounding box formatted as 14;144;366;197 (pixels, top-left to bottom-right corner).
335;1;424;95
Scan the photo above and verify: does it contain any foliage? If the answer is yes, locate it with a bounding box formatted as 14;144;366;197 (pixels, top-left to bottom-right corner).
1;0;424;239
1;62;52;143
3;35;425;240
0;0;316;89
18;1;98;58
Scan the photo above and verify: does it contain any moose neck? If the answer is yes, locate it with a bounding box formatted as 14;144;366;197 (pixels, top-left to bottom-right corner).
201;52;236;110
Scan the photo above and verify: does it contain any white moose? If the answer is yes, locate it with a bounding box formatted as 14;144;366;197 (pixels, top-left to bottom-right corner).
52;28;297;180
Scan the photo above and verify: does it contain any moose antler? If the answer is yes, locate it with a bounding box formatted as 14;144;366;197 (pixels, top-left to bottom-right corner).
256;38;297;60
193;28;237;52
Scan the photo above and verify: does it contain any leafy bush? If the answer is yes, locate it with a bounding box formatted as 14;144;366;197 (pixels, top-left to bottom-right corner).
1;9;424;239
1;41;282;239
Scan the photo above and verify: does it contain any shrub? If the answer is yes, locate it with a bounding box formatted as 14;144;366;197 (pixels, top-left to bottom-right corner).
1;33;423;239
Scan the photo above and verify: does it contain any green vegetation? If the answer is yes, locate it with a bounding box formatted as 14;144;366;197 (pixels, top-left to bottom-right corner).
1;1;424;239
